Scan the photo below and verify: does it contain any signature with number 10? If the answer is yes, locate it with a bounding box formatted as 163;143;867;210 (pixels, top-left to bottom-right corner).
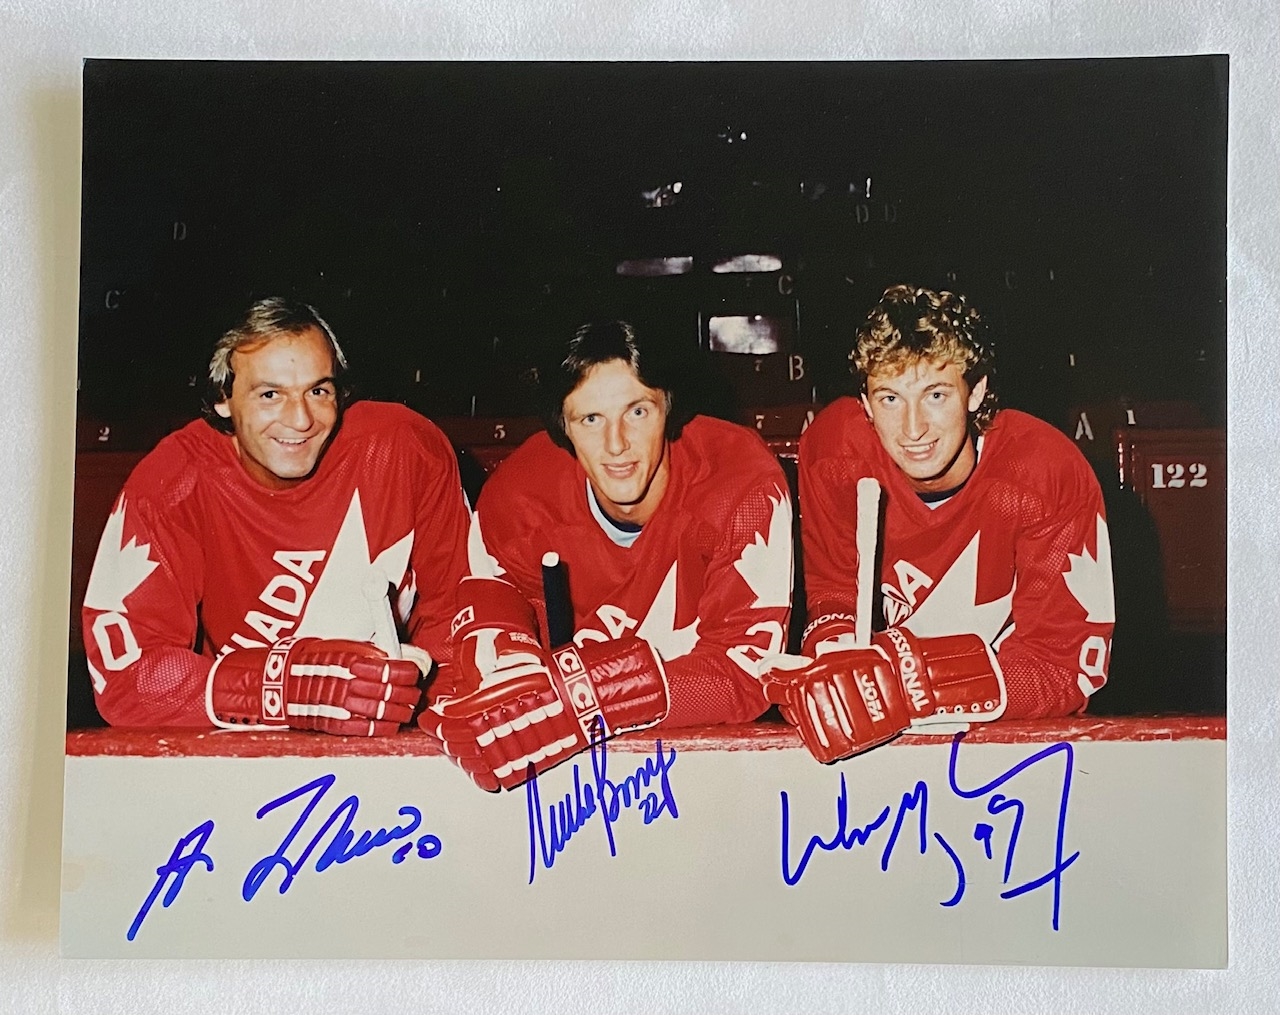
127;773;441;942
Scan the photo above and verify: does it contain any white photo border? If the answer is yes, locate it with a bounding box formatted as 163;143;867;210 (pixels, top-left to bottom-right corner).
2;1;1275;1012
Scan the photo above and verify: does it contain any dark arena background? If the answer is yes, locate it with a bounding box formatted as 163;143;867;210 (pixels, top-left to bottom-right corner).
68;58;1227;729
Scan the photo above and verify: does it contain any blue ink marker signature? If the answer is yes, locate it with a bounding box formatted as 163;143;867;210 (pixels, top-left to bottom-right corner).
127;819;215;942
525;724;679;883
948;736;1078;931
127;774;440;941
780;733;1079;930
243;773;442;900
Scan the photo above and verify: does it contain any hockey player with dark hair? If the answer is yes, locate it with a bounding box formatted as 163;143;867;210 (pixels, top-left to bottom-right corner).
760;283;1115;764
82;297;472;735
422;319;794;790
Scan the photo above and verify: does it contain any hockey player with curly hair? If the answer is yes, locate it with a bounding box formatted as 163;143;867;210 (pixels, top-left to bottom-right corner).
761;284;1114;764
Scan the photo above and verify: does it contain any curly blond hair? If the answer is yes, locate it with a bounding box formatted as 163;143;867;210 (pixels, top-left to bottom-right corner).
851;284;999;432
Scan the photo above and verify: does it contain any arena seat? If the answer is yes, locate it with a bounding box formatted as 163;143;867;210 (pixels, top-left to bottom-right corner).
1114;426;1226;634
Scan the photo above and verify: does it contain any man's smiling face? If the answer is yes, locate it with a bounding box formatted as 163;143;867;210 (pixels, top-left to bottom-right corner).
214;326;339;490
862;358;987;494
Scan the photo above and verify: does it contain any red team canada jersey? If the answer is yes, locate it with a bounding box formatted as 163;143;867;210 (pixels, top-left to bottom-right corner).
82;402;471;727
467;416;794;727
801;401;1114;719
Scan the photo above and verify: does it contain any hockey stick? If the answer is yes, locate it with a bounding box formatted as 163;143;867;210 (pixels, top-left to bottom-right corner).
541;551;574;648
853;477;882;648
364;577;403;658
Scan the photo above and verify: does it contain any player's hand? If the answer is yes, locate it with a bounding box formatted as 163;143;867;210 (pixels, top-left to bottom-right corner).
759;646;910;763
759;628;1004;764
875;628;1005;729
207;637;423;736
450;576;553;699
800;612;861;657
420;635;669;792
460;627;552;685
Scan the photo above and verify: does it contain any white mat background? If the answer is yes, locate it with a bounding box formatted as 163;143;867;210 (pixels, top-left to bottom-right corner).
1;2;1275;1012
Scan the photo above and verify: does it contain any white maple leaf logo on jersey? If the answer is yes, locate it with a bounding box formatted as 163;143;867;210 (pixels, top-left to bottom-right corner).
1063;514;1115;623
732;485;793;609
83;498;159;613
637;561;700;660
881;585;913;627
293;490;413;652
903;532;1014;645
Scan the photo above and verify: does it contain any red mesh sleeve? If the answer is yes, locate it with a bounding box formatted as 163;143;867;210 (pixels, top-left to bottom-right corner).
659;476;793;727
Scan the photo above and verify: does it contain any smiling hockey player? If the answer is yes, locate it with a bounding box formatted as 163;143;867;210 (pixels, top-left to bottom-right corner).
761;283;1115;764
82;297;472;735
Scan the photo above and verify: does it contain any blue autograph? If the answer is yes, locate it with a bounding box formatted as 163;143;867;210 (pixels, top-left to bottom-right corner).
127;819;215;942
525;726;679;883
128;774;440;941
780;734;1079;930
242;773;442;900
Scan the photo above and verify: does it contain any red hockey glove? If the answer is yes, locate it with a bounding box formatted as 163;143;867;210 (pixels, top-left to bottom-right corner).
207;637;423;737
448;577;553;700
420;635;669;791
760;628;1005;764
800;611;861;658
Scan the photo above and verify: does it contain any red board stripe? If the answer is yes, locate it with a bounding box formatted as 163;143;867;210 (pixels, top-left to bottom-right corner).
66;715;1225;759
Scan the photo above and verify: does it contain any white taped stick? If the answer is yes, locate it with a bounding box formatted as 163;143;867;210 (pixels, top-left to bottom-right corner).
854;477;882;648
364;578;402;659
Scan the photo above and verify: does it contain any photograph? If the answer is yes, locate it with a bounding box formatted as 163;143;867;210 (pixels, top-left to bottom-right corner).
60;57;1227;963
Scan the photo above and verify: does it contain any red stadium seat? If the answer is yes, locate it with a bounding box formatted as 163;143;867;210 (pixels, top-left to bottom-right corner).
435;416;542;473
1067;399;1207;464
1115;427;1226;634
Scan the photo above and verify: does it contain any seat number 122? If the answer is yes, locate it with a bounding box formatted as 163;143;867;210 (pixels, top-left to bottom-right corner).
1149;462;1209;489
